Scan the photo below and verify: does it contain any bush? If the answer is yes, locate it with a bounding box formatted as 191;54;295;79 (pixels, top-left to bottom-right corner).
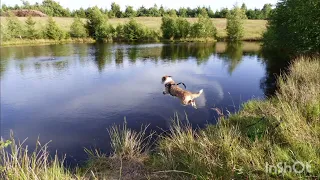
25;16;38;39
44;17;65;40
6;13;24;38
70;16;87;38
263;0;320;55
160;16;177;39
190;16;217;38
86;7;113;41
175;18;191;39
0;24;12;41
226;6;246;41
123;19;144;41
113;19;160;42
114;24;125;41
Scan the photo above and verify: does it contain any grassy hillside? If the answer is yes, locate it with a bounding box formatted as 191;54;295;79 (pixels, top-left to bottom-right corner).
0;17;267;40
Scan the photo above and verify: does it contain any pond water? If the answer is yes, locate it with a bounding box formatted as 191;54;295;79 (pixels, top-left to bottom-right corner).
0;42;285;165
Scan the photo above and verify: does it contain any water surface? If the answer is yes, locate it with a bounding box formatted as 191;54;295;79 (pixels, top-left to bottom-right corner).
1;42;275;164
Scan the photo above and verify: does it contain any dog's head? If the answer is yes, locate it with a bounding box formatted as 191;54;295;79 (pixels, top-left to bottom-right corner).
161;75;173;84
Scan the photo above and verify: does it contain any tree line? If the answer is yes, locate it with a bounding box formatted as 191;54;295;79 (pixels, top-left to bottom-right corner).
1;5;247;43
0;0;273;19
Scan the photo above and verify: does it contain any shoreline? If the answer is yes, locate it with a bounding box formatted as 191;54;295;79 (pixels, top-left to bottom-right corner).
0;37;262;47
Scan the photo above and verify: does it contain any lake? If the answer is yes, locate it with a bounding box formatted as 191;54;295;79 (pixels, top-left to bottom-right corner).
0;42;285;165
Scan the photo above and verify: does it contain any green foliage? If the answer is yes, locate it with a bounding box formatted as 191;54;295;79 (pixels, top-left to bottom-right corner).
226;6;246;41
25;16;38;39
175;18;191;39
178;8;187;17
113;19;160;41
148;4;161;17
0;24;12;41
161;16;215;40
263;0;320;55
190;16;217;38
70;16;87;38
6;13;24;38
86;7;113;40
123;19;144;41
261;4;273;19
124;6;136;17
114;24;125;41
1;1;273;19
72;7;86;18
40;0;71;17
161;16;177;39
111;2;122;18
44;17;65;40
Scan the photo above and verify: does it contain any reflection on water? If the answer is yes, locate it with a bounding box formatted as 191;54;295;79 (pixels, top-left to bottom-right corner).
0;42;285;165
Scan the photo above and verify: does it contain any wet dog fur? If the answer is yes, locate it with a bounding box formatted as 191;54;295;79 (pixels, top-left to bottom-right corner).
161;75;203;108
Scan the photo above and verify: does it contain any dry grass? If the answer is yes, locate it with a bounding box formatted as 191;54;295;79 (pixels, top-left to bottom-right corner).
0;17;267;40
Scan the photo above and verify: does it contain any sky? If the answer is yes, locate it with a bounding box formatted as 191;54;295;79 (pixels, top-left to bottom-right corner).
1;0;278;11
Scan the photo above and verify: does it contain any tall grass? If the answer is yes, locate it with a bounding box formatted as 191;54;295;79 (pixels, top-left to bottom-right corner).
0;131;78;180
154;57;320;179
83;120;155;179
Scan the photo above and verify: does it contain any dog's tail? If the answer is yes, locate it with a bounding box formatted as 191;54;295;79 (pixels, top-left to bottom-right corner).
191;89;203;99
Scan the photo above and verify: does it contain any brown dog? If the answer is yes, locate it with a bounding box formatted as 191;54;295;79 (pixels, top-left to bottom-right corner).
161;75;203;108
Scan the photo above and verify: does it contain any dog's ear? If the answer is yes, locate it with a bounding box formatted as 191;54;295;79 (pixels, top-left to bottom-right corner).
168;76;172;77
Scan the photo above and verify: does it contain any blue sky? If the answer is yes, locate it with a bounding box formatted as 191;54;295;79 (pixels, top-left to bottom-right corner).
1;0;278;11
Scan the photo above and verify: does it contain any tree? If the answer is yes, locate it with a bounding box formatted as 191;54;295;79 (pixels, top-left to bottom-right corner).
124;6;136;17
111;2;122;18
161;16;177;39
44;17;65;40
86;7;112;40
6;13;23;38
262;4;273;19
191;16;217;38
25;16;38;39
226;5;246;41
159;5;165;16
207;7;215;18
178;8;187;17
263;0;320;55
41;0;70;17
167;9;177;17
241;3;247;12
73;8;86;18
198;7;208;17
70;16;87;38
123;18;144;40
0;23;11;41
137;6;149;16
176;18;190;39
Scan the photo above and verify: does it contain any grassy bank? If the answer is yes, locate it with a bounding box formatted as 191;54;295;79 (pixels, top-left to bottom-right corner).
1;57;319;179
0;38;95;46
0;17;266;46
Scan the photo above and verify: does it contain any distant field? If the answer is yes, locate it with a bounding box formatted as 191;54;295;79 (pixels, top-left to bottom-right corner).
0;17;267;40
